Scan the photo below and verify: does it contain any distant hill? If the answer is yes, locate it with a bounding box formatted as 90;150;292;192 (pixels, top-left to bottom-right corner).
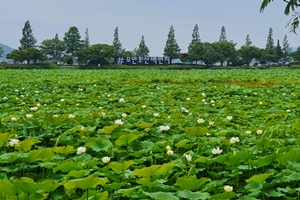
0;43;15;61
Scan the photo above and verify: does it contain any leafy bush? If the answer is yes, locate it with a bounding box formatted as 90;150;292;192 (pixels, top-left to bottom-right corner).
3;63;60;69
0;62;4;69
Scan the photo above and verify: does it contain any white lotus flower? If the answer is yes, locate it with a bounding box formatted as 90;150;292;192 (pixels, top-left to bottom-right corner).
115;119;124;125
226;116;233;121
201;93;206;96
68;114;76;119
122;113;127;118
259;102;263;105
153;113;159;117
3;97;8;100
21;102;26;105
286;109;291;112
230;137;240;144
184;154;192;162
53;114;58;118
224;185;233;192
142;105;147;108
81;126;85;131
11;117;17;122
209;121;214;125
257;130;263;135
26;114;33;118
186;98;190;101
212;147;223;155
60;99;65;102
167;150;174;156
197;118;205;124
166;145;172;150
210;100;215;103
78;88;83;91
245;130;251;135
102;156;111;164
9;138;20;147
30;107;38;111
159;125;170;131
101;112;106;116
119;98;124;102
77;146;86;155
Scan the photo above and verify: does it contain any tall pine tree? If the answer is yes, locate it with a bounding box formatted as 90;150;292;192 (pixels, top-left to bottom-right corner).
219;26;227;42
113;27;122;56
163;26;181;58
136;35;149;56
266;27;275;51
19;20;37;50
188;24;200;52
84;28;90;48
282;34;292;63
275;39;283;63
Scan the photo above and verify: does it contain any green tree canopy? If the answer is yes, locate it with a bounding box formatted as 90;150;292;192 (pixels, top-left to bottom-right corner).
214;41;236;66
75;44;116;66
63;26;83;64
163;26;181;58
136;35;150;57
238;46;261;66
40;34;65;64
84;28;90;48
6;50;25;63
19;20;37;50
188;24;200;52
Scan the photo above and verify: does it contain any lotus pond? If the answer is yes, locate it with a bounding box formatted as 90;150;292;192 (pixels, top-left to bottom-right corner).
0;69;300;200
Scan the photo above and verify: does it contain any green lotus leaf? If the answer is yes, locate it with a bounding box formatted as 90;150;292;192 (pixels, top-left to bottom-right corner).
115;187;138;197
54;126;82;146
174;176;211;191
16;138;40;152
176;190;210;200
41;179;60;193
98;124;119;134
292;122;300;130
137;123;154;128
0;152;20;163
53;145;74;154
209;192;236;199
265;189;285;197
91;191;109;200
0;179;18;196
108;160;136;172
278;149;300;164
115;134;141;146
0;133;14;146
256;153;280;167
246;173;273;183
185;127;209;137
55;161;81;173
90;139;112;152
14;177;44;194
144;192;179;200
133;165;161;178
64;175;108;190
67;170;88;179
103;182;124;190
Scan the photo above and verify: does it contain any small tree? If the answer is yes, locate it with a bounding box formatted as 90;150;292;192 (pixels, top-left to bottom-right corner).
219;26;227;42
113;27;122;56
244;34;252;47
19;20;37;50
6;50;25;64
163;26;181;59
136;35;150;57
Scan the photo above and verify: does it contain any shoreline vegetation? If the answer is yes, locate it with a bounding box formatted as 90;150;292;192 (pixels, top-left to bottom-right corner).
1;63;300;70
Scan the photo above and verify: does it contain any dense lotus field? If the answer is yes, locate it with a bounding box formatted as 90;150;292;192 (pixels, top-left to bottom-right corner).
1;69;300;200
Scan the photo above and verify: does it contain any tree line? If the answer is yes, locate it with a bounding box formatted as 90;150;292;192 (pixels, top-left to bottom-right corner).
2;20;300;66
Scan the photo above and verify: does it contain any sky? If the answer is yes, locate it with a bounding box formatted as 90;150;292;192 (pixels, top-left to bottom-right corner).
1;0;300;56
